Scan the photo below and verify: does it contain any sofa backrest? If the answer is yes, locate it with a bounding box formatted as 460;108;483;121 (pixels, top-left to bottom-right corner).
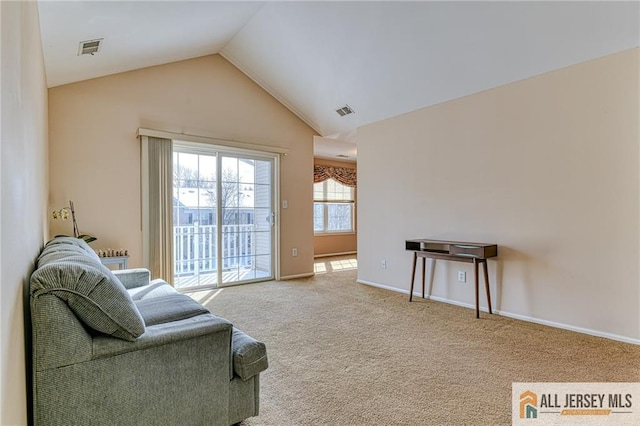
37;236;101;263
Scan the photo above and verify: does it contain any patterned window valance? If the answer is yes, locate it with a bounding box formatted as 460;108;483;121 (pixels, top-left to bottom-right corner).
313;165;357;187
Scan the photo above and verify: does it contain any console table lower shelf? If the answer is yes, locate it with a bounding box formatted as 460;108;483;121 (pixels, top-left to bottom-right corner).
406;239;498;318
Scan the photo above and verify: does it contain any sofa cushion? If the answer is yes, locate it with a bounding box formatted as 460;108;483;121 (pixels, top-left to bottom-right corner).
135;294;209;326
30;237;145;342
232;328;268;381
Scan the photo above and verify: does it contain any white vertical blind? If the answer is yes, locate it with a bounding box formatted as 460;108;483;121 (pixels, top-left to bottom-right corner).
141;136;174;283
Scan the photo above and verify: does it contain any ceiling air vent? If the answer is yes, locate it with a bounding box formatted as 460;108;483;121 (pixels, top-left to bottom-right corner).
335;105;355;117
336;154;350;158
78;39;103;56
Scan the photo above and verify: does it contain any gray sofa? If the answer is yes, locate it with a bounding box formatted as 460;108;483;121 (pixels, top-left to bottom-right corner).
29;236;268;426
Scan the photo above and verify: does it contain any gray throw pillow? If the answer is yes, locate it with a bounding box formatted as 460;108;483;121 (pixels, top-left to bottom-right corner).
31;254;145;342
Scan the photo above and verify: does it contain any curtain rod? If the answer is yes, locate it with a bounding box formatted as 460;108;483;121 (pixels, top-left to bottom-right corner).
136;128;289;155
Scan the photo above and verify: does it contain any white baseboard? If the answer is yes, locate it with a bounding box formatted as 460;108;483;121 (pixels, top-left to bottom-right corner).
356;279;640;345
280;272;315;280
314;251;357;258
494;310;640;346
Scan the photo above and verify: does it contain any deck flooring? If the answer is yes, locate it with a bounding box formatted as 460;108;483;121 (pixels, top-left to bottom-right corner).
174;269;271;289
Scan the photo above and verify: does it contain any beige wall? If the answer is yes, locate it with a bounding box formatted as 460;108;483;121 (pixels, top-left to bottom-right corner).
313;158;357;256
1;2;49;424
357;48;640;342
49;55;316;279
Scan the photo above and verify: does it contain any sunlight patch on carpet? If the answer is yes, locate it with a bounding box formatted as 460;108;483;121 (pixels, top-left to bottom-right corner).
314;257;357;274
187;288;224;305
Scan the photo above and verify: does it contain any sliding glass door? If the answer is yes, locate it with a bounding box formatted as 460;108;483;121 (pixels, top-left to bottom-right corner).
173;143;274;289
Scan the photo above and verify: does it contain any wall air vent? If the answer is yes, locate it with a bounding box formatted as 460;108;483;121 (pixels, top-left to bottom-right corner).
78;39;103;56
335;105;355;117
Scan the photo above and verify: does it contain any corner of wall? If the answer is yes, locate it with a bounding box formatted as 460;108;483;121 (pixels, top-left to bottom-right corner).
1;1;49;424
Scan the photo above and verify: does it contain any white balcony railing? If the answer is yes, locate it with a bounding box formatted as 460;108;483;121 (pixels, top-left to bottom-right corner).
174;224;255;276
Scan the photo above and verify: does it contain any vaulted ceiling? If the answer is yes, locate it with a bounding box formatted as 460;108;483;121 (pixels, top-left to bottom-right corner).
38;1;640;160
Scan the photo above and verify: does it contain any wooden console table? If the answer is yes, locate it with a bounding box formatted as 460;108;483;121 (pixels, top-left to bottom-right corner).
406;239;498;318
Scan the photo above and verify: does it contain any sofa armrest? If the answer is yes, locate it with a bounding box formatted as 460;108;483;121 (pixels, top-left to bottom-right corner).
92;313;232;359
232;328;268;381
112;268;150;289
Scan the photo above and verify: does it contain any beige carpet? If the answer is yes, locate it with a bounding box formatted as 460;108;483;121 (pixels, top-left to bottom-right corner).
193;262;640;425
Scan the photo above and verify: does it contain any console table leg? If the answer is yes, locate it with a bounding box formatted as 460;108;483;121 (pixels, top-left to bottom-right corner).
409;253;417;302
421;257;426;299
474;259;480;319
482;260;492;314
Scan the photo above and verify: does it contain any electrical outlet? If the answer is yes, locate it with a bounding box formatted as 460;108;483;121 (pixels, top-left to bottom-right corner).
457;271;466;283
381;260;387;269
282;200;288;209
292;248;298;257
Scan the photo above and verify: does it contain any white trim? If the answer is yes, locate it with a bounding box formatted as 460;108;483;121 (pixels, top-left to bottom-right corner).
496;310;640;346
280;272;315;280
314;251;357;258
356;279;640;346
137;127;289;155
314;232;357;237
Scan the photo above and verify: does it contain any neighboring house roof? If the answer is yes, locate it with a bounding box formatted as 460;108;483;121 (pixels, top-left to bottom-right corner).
173;187;255;209
174;188;213;210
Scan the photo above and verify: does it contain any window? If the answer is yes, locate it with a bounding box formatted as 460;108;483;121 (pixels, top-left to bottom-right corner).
314;179;355;233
